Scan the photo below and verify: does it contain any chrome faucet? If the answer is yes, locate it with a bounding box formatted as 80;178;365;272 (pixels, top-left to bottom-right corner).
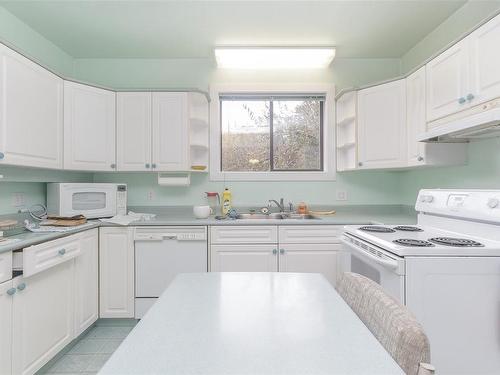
268;198;285;213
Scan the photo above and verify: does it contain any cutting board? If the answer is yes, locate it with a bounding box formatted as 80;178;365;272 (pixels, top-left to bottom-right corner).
41;215;87;227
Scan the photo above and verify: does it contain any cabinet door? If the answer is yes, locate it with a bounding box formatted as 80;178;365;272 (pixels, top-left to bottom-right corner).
116;92;152;171
469;14;500;107
64;81;116;171
278;244;340;286
426;40;469;122
211;226;278;244
211;245;278;272
406;257;500;374
357;79;407;169
0;280;13;375
12;261;74;375
99;227;134;318
74;229;98;336
406;66;427;165
0;44;63;169
152;92;189;171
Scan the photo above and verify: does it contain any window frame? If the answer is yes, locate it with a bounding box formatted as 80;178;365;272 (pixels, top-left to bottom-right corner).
210;83;336;181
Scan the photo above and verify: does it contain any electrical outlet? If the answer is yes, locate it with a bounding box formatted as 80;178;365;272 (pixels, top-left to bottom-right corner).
12;192;26;207
336;191;348;201
147;190;155;201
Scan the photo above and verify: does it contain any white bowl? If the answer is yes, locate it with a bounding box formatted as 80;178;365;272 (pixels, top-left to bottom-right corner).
193;205;211;219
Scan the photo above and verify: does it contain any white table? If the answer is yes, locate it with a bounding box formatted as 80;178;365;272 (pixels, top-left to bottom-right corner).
99;273;404;375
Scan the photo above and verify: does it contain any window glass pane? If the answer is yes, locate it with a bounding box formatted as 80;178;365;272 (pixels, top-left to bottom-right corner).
272;99;322;171
221;100;270;171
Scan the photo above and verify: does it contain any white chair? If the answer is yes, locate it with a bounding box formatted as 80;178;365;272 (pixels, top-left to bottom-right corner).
336;272;435;375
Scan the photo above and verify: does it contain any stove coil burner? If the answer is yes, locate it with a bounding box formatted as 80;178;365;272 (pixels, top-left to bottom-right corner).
429;237;484;247
393;226;423;232
393;239;435;247
359;226;396;233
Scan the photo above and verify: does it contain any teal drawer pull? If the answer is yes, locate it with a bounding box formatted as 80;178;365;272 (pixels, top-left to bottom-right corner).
58;248;66;255
17;283;26;291
7;287;16;296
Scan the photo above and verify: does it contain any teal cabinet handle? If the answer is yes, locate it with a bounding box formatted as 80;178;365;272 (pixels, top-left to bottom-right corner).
0;152;4;160
272;249;277;255
17;283;26;291
466;93;475;101
7;287;16;295
58;248;66;255
280;249;285;255
458;97;466;104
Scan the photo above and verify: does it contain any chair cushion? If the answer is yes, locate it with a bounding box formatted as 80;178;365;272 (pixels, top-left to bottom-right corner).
336;272;430;375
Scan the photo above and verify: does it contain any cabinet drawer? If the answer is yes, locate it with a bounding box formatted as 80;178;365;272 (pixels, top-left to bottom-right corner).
22;234;81;277
211;226;278;244
0;251;12;283
279;225;342;244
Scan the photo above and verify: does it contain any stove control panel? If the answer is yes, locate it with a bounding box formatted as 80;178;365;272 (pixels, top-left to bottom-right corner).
416;189;500;223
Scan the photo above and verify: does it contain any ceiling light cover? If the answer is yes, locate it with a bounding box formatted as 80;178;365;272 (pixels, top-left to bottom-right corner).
214;47;336;69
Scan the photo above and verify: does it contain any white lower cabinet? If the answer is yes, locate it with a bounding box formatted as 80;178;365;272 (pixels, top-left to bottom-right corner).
279;244;341;286
210;225;341;285
12;260;74;375
0;279;13;375
99;227;135;318
211;244;278;272
74;229;99;336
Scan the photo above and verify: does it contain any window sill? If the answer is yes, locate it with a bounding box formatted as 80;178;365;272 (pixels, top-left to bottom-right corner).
210;170;336;181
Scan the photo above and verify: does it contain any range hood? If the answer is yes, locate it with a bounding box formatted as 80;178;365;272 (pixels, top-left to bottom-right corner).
418;99;500;142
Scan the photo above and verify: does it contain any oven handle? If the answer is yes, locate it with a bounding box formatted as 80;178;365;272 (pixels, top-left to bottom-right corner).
341;238;399;270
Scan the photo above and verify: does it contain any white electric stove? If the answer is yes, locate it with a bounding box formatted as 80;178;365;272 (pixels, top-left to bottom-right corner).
341;189;500;375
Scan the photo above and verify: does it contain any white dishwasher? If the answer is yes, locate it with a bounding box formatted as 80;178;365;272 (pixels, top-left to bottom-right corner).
134;226;208;318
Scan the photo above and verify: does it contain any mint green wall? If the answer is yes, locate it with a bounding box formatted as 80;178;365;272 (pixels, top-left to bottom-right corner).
93;171;404;207
400;138;500;204
398;1;500;205
0;7;74;76
1;2;500;213
401;0;500;73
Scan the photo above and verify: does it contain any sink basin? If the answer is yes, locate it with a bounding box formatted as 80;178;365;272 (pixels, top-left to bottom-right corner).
234;213;319;220
235;213;284;220
285;214;318;220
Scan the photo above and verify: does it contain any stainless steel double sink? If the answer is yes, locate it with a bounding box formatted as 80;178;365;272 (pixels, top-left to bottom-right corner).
235;213;318;220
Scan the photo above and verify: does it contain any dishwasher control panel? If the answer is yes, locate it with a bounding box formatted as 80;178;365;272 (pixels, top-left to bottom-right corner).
134;227;207;242
177;233;206;241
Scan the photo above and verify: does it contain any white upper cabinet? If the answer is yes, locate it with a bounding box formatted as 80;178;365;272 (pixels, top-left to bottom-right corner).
357;79;407;169
407;67;427;165
469;14;500;107
426;39;469;122
64;81;116;171
407;67;467;167
426;13;500;123
0;44;63;169
152;92;189;171
117;92;152;171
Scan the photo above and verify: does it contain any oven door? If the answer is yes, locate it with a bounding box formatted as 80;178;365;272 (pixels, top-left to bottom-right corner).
60;184;117;219
341;234;406;303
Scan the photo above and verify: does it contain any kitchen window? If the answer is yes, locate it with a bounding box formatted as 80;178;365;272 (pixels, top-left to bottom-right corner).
210;84;335;181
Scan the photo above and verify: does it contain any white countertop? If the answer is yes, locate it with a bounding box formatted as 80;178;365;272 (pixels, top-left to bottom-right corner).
99;273;404;375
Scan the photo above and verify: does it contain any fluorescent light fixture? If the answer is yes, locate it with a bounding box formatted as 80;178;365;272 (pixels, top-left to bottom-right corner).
214;47;336;69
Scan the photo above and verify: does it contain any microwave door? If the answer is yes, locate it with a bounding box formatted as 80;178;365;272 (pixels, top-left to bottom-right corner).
62;187;116;218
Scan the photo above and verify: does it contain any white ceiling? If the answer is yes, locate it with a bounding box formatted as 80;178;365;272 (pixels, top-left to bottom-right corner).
0;0;466;59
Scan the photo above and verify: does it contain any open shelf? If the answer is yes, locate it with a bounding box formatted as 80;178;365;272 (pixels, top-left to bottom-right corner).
188;92;209;173
336;91;358;172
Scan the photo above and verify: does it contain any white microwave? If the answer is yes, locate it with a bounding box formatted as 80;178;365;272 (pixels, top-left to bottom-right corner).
47;183;127;219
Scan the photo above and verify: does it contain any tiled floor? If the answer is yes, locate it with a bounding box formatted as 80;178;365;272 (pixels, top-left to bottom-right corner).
37;319;138;375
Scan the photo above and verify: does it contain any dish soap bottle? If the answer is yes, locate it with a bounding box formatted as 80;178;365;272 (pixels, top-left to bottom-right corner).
222;188;232;216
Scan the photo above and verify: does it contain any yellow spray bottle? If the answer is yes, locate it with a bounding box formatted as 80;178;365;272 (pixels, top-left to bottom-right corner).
222;188;232;216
